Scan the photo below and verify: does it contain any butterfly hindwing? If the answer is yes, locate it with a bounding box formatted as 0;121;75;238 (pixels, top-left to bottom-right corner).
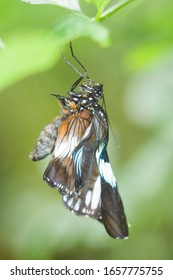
62;175;102;220
101;179;128;239
99;151;128;238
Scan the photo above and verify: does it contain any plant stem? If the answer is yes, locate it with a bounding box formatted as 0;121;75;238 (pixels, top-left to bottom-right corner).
99;0;136;21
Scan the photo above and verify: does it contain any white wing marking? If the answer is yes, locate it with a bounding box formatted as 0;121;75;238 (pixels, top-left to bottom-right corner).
91;176;101;210
85;191;92;207
67;197;74;208
74;199;81;211
99;158;116;188
54;135;78;158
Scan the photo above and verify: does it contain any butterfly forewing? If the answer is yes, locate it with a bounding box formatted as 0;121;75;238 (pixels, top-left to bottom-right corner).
44;110;92;195
62;118;103;219
57;111;105;220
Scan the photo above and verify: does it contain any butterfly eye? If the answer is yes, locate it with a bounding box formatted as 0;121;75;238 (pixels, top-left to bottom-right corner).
93;83;103;95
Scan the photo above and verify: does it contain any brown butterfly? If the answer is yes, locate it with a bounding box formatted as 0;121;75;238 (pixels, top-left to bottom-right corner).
29;43;128;239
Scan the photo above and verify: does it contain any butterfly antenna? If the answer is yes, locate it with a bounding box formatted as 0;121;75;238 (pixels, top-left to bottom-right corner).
70;41;88;77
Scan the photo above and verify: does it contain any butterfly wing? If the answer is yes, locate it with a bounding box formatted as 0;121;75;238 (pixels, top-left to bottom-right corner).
43;108;128;238
62;176;102;221
99;151;128;239
43;156;75;195
62;125;102;220
62;111;110;221
43;110;92;195
101;179;128;238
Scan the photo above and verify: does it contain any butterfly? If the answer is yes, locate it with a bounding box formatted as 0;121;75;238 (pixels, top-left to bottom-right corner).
29;42;128;239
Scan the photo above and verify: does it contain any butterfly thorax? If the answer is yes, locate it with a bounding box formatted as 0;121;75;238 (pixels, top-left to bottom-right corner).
57;80;104;116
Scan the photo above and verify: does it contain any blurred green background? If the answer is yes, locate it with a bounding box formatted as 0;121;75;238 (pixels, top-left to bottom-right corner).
0;0;173;260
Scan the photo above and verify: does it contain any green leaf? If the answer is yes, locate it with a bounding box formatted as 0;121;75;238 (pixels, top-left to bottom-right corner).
22;0;81;12
0;32;60;92
52;14;110;47
0;14;110;93
85;0;110;10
